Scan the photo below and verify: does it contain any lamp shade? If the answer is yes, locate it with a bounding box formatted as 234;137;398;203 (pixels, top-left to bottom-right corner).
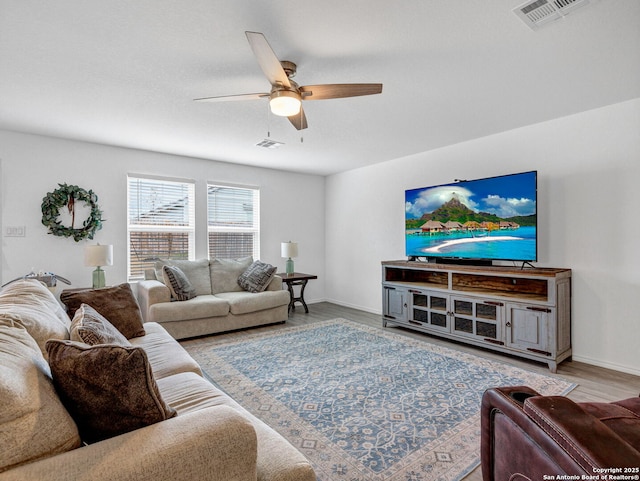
84;244;113;267
281;241;298;259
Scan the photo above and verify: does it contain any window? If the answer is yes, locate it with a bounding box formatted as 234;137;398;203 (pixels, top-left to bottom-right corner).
207;183;260;260
127;175;195;280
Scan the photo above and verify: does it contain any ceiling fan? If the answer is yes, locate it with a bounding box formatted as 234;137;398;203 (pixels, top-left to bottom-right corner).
194;31;383;130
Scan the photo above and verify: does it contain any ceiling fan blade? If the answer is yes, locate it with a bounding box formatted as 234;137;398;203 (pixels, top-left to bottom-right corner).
245;31;291;88
194;93;269;102
288;107;308;130
299;83;383;100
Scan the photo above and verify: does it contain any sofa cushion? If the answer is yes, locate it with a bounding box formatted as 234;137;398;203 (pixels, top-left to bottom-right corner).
129;322;202;379
70;304;131;346
155;259;212;296
0;279;71;358
156;371;231;413
46;339;177;444
210;257;253;294
0;325;81;473
60;283;146;339
162;265;197;301
215;290;290;315
156;371;315;481
238;260;277;293
149;294;230;323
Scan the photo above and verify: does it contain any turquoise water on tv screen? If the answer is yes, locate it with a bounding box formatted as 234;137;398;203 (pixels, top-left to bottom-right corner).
405;226;537;261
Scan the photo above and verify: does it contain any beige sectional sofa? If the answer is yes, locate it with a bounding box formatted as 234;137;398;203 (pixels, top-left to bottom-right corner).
0;278;315;481
137;257;290;340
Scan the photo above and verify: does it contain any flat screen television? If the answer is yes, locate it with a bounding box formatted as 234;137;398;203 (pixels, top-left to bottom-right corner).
405;171;537;264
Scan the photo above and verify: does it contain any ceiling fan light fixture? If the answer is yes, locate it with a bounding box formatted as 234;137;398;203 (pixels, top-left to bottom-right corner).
269;90;301;117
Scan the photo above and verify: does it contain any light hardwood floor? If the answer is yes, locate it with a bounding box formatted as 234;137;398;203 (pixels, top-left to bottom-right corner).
191;301;640;481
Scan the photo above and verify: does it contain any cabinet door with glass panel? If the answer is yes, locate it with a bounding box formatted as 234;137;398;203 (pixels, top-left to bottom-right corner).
450;296;504;345
408;289;450;333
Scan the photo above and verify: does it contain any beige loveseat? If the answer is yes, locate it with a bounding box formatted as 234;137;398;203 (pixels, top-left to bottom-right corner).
137;257;290;340
0;279;315;481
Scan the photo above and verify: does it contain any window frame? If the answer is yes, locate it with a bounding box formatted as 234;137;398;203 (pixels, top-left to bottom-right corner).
207;182;260;260
127;174;196;281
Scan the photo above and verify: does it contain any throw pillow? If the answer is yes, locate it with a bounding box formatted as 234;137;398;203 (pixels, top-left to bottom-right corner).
238;260;277;293
162;265;197;301
60;283;145;339
70;304;130;346
46;339;176;444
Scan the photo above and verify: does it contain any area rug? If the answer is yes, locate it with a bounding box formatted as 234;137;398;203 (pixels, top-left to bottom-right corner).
182;319;575;481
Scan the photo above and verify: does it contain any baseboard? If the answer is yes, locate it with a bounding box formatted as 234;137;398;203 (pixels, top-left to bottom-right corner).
571;354;640;377
304;298;323;305
322;298;382;316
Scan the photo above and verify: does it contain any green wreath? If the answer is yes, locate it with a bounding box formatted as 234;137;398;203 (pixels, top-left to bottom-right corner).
41;183;104;242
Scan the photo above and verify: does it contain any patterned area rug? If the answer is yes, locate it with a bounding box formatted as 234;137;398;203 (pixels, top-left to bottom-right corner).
183;319;575;481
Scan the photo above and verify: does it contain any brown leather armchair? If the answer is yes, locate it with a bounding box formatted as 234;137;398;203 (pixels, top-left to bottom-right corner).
481;386;640;480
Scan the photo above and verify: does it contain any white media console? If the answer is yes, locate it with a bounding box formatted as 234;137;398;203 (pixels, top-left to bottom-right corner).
381;260;572;372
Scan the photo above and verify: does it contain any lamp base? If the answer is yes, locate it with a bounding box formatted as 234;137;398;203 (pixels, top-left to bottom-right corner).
285;258;294;275
92;267;106;289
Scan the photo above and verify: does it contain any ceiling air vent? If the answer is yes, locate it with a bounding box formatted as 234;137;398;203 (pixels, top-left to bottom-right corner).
513;0;595;30
255;139;284;149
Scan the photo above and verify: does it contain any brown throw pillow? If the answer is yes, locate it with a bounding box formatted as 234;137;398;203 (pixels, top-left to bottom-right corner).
70;304;130;346
46;339;176;444
60;284;145;339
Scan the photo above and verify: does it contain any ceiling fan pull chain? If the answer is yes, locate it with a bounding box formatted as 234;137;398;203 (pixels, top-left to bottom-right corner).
300;111;303;142
266;103;271;138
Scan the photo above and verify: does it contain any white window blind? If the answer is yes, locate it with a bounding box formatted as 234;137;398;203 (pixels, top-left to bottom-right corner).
207;183;260;260
128;175;195;280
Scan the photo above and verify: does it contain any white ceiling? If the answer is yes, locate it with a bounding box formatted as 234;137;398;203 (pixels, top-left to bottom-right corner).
1;1;639;176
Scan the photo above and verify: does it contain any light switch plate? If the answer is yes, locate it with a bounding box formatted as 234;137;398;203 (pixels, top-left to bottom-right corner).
5;226;26;237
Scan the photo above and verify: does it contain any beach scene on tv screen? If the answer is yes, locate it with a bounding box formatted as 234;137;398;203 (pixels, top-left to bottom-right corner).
405;172;537;261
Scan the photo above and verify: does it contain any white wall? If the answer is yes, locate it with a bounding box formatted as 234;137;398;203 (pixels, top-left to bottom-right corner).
0;131;326;303
325;98;640;375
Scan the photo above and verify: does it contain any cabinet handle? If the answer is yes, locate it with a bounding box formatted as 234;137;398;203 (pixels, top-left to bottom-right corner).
484;301;504;306
505;322;511;327
527;347;552;356
526;306;552;313
409;289;422;294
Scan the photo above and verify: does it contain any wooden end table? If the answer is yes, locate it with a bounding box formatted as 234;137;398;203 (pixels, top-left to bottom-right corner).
277;272;317;314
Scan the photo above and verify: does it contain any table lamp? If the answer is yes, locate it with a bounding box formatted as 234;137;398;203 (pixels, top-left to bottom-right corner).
84;244;113;288
281;241;298;276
